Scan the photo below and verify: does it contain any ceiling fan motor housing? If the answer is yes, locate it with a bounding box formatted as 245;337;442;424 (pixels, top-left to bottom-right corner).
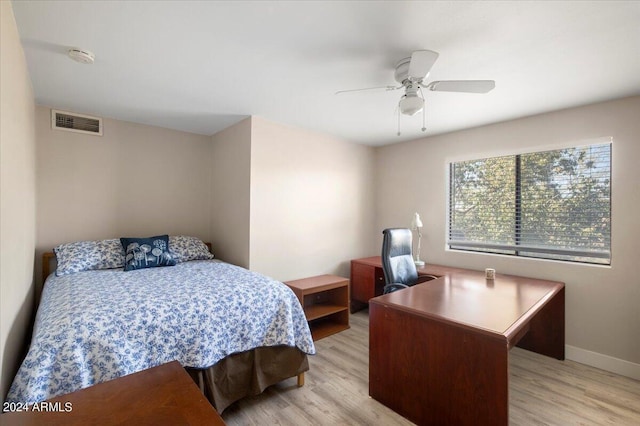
395;57;426;83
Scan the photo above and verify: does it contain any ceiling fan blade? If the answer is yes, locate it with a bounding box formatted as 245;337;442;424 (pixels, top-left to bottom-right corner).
408;50;439;80
425;80;495;93
335;85;402;95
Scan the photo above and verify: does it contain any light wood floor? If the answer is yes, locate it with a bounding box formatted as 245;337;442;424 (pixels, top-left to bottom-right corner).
222;310;640;425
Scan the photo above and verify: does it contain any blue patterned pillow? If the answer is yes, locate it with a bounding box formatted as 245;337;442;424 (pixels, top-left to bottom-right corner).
54;239;125;276
96;239;126;269
169;235;214;263
121;235;176;271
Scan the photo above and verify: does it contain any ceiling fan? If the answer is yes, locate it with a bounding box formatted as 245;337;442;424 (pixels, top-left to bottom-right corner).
336;50;495;134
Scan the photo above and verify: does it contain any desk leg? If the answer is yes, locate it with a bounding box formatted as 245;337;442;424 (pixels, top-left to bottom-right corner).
516;287;565;360
369;303;509;426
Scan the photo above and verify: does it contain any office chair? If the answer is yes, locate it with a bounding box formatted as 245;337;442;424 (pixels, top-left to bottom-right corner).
381;228;437;294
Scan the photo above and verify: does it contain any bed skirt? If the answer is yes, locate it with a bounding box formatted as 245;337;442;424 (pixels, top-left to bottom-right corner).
186;345;309;413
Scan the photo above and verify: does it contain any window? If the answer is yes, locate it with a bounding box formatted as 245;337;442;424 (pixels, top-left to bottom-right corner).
448;142;611;265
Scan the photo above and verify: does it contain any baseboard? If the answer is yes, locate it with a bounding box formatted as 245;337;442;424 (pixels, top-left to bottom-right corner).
566;345;640;380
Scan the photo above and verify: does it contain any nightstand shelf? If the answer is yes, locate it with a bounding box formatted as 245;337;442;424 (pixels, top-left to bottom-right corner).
285;274;350;341
305;303;347;321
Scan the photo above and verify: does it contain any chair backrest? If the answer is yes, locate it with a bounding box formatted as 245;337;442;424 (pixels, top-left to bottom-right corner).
381;228;418;286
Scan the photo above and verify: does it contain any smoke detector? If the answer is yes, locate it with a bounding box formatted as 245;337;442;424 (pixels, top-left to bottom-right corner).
67;48;95;64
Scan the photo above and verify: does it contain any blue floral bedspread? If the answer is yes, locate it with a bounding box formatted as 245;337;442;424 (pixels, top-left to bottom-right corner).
7;261;315;403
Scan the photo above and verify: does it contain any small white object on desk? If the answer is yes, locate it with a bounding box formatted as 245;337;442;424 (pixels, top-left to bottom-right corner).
485;268;496;280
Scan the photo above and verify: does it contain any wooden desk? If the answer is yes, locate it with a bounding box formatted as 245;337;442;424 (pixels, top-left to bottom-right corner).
1;361;225;425
369;265;565;426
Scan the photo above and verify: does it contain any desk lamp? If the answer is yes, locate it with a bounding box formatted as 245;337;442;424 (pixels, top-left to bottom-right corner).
410;212;425;267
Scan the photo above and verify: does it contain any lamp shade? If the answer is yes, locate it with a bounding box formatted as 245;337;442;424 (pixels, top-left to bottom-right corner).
411;212;423;229
399;95;424;116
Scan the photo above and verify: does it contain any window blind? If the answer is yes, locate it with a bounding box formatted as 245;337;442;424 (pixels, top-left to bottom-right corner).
448;143;611;265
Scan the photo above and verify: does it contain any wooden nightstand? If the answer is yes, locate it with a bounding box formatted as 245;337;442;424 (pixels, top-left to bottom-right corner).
285;274;350;341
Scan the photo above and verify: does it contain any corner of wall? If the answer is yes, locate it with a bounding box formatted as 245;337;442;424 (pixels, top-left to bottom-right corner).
209;118;252;268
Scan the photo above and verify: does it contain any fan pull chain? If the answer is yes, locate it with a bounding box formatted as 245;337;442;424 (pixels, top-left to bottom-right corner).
420;87;427;132
397;108;401;136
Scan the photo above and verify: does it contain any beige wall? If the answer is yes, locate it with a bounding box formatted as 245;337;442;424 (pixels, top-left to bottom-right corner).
35;106;212;285
249;117;376;281
209;118;252;267
375;96;640;376
0;1;37;402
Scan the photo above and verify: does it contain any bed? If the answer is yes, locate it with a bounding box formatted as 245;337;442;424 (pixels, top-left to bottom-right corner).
7;236;315;413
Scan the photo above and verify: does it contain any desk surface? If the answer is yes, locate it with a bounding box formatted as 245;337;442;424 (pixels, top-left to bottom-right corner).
1;361;225;426
368;258;564;344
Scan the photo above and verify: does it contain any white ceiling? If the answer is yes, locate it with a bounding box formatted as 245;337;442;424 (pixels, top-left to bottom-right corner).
11;1;640;146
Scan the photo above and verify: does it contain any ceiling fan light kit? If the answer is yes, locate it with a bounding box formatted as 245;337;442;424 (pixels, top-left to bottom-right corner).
399;95;424;116
336;49;495;135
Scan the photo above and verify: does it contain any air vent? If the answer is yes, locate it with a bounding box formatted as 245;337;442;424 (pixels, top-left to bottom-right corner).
51;109;103;136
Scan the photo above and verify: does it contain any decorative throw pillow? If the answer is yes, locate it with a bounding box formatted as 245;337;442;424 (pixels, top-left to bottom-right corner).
169;235;214;263
54;239;126;276
120;235;177;271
